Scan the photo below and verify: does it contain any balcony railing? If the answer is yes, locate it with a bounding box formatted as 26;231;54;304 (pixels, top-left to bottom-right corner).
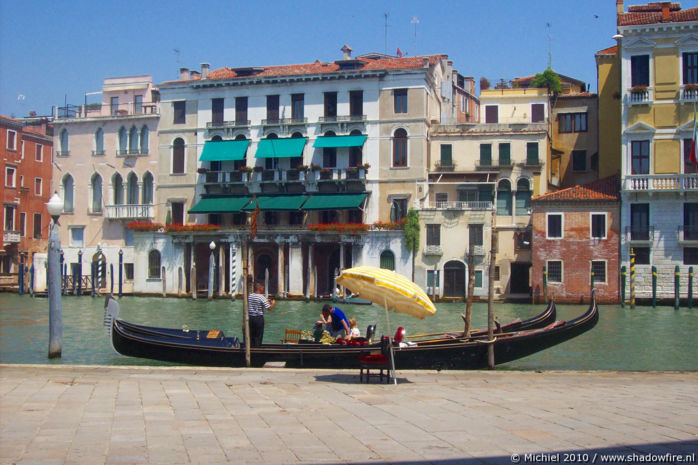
3;231;20;243
424;245;443;256
678;225;698;243
624;226;654;243
434;161;455;171
318;115;367;122
681;85;698;103
104;204;154;220
623;174;698;192
628;87;652;106
206;119;251;129
415;200;493;211
116;149;148;157
55;102;159;119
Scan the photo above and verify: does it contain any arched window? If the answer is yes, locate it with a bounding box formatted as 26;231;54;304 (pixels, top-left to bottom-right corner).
172;138;185;174
349;129;363;167
127;172;139;205
322;131;336;168
516;178;531;215
265;133;278;170
59;129;69;155
148;250;161;279
392;128;407;167
380;250;395;271
91;173;102;213
94;128;104;156
118;127;128;155
234;134;247;170
140;126;149;155
62;174;74;213
142;172;153;204
113;173;124;205
129;126;139;154
497;179;512;216
289;132;303;169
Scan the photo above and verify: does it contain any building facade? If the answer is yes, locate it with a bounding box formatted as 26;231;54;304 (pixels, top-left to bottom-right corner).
615;1;698;299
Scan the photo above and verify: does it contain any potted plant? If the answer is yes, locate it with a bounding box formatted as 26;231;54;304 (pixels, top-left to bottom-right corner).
310;163;321;171
196;167;207;174
297;164;309;171
630;85;648;94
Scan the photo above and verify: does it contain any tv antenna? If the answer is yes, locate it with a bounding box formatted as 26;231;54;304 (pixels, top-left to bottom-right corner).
384;13;390;54
173;48;181;74
546;22;552;68
411;16;420;55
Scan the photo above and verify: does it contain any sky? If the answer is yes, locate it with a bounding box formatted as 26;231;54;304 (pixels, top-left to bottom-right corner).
2;0;697;119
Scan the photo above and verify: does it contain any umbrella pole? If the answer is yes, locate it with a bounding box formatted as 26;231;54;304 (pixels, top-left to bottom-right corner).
384;297;397;385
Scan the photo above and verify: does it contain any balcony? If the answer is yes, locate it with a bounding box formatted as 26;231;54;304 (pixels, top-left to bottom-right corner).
624;226;654;245
206;119;251;129
415;200;493;211
3;231;20;243
424;245;443;256
434;161;456;172
55;102;159;120
627;87;653;106
116;149;148;157
319;114;367;132
681;85;698;103
623;174;698;193
678;225;698;244
104;204;154;220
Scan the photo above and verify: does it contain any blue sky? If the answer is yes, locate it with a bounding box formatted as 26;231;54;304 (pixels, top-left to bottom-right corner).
2;0;696;118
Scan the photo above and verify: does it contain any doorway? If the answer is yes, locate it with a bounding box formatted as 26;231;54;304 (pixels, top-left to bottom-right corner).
443;260;466;298
510;262;531;294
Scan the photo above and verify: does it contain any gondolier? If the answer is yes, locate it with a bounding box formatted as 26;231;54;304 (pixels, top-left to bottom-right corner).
248;282;275;347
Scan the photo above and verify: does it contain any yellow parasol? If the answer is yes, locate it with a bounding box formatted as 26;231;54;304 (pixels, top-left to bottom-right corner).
337;266;436;383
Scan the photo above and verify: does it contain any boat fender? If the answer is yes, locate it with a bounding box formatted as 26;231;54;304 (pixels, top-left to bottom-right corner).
394;326;406;344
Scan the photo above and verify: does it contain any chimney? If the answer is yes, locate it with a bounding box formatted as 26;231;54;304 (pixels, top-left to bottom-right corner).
661;2;671;21
201;63;210;79
190;70;201;80
422;58;430;68
341;44;352;60
179;67;189;80
616;0;623;15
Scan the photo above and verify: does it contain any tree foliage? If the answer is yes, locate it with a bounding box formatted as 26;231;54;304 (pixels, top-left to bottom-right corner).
531;68;562;95
479;77;491;91
404;208;420;253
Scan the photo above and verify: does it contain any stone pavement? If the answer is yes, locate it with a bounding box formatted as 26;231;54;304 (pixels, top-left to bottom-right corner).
0;365;696;465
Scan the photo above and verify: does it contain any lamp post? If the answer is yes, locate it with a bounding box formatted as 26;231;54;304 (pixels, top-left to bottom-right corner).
46;192;64;358
208;241;216;300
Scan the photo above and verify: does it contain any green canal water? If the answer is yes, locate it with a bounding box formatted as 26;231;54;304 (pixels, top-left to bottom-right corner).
0;293;695;370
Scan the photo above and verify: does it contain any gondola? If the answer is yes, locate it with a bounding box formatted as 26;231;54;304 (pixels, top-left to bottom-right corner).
105;295;597;370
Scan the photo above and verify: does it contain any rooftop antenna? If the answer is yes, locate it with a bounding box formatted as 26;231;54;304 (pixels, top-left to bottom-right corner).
546;22;552;69
411;16;420;55
173;48;181;76
384;13;389;54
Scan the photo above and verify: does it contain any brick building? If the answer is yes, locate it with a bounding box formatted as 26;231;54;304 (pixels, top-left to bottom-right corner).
531;175;620;304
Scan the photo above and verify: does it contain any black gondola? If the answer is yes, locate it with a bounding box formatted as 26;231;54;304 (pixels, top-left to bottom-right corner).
106;295;597;369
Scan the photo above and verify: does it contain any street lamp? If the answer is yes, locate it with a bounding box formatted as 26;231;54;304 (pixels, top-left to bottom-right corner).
46;192;64;358
208;241;216;300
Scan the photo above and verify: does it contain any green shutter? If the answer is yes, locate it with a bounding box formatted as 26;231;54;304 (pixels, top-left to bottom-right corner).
526;142;539;165
380;251;395;271
499;143;511;166
440;144;452;166
474;270;483;288
480;144;492;166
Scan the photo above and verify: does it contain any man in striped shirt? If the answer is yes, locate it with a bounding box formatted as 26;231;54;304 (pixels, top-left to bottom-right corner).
248;282;275;347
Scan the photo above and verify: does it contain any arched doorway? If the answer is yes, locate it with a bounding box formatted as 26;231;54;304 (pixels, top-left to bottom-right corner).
443;260;466;298
254;253;277;294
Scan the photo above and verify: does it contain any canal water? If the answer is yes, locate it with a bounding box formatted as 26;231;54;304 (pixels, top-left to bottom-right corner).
0;293;695;370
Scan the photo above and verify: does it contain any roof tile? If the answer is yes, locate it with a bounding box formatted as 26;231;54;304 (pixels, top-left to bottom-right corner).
532;175;620;203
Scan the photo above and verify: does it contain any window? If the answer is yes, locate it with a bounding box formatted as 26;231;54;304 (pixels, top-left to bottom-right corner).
125;228;134;246
4;205;15;230
35;144;43;162
435;193;448;207
474;270;483;288
591;213;607;239
531;104;545;123
266;95;279;122
34;178;42;196
33;213;42;239
350;90;363;117
496;179;512;216
110;96;119;115
684;52;698;84
91;174;102;213
631;140;650;175
171;201;184;224
348;209;362;223
62;175;74;213
172;138;185;174
349;129;363;166
140;126;149;154
684;248;698;265
124;263;134;281
6;129;17;150
5;166;16;187
547;260;562;283
320;210;337;224
264;211;278;225
173;101;186;124
289;211;304;225
142;172;153;205
235;97;248;124
515;178;531;215
380;250;395;271
480;144;492;166
19;212;25;237
526;142;539;165
322;131;336;168
631;55;650;87
591;261;606;283
426;224;440;246
127;172;139;205
134;95;143;114
129;126;139;154
427;269;440;288
683;139;698;174
59;129;69;156
212;98;224;124
112;173;124;205
118;127;127;155
485;105;498;123
394;89;407;113
499;143;511;166
572;150;587;171
469;224;483;247
392;129;407;167
683;203;698;241
440;144;452;167
291;94;304;121
148;250;161;279
390;197;408;222
547;213;563;239
324;92;337;118
494;266;500;281
630;203;650;240
70;226;84;247
559;113;588;133
632;247;650;265
94;128;104;156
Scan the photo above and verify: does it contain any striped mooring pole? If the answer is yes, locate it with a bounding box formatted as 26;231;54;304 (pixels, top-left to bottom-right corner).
651;265;657;308
18;252;24;296
77;250;83;296
689;267;694;310
620;266;626;307
675;265;680;310
97;249;103;296
630;248;636;309
118;249;123;298
230;244;237;299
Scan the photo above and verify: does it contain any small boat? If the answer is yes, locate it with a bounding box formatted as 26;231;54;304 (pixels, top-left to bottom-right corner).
105;295;598;370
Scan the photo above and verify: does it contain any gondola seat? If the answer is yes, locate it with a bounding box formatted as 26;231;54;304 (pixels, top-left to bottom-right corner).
359;336;391;384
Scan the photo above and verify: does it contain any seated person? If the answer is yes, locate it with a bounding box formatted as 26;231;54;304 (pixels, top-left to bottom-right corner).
348;318;360;338
319;304;352;340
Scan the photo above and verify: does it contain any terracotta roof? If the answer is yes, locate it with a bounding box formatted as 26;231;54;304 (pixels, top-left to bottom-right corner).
0;114;21;124
619;3;698;26
167;55;446;84
532;175;620;202
596;45;618;55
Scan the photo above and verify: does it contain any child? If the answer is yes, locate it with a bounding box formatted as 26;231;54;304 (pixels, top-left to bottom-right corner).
348;318;360;339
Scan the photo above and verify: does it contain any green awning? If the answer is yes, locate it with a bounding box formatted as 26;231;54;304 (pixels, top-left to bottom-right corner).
199;140;249;161
242;195;308;211
313;135;367;148
302;194;367;210
189;196;251;213
255;138;307;158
